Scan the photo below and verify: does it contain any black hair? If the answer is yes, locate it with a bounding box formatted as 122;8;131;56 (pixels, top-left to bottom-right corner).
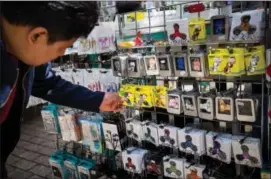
1;2;99;43
173;23;179;29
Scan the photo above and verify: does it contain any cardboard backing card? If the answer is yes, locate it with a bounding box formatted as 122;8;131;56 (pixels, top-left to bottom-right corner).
206;131;232;164
112;55;128;77
102;122;123;152
127;54;146;77
163;156;185;179
245;45;265;75
232;136;262;168
182;94;198;117
142;121;159;146
122;147;149;174
158;125;179;148
178;127;206;156
188;53;206;77
157;55;173;77
184;162;205;179
197;96;215;120
167;92;183;115
215;96;234;121
172;54;189;77
188;18;207;41
125;119;144;142
144;55;160;76
210;15;230;41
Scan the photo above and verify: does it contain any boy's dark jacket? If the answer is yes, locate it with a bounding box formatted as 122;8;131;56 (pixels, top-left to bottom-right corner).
0;41;105;122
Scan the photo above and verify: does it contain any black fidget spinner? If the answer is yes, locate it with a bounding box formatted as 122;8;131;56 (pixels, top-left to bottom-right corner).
145;127;156;143
159;129;175;145
126;124;138;139
180;135;198;152
236;145;259;164
209;139;227;160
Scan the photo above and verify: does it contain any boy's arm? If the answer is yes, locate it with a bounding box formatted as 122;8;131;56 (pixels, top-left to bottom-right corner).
31;62;105;112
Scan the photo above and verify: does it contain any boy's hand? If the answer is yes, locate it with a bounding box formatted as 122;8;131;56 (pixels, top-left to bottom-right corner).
99;92;123;112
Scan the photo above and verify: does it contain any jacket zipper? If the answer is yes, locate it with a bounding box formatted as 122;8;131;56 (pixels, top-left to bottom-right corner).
0;68;19;108
20;67;30;121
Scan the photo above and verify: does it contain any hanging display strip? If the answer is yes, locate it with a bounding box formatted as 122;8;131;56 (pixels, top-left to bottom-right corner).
43;2;270;179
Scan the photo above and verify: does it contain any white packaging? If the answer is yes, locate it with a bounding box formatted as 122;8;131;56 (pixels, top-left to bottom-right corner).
157;55;173;77
167;93;183;115
142;121;159;146
163;156;185;179
235;98;257;122
158;125;179;148
215;96;234;121
172;54;189;77
188;53;206;78
102;122;122;152
184;162;205;179
198;96;215;120
182;94;198;117
166;19;189;46
144;55;160;76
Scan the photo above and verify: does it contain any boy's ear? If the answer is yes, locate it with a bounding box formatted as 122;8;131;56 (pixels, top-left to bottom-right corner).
115;1;143;14
28;27;48;45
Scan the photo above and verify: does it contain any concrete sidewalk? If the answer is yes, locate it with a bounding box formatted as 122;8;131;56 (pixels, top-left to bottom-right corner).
6;109;56;179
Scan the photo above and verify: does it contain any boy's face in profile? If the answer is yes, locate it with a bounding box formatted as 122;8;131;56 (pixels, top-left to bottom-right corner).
2;17;76;66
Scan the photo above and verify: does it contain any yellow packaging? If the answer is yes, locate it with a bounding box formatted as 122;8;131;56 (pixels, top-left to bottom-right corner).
208;48;229;75
222;48;246;76
134;86;154;108
245;45;265;75
153;86;168;109
119;84;136;107
188;18;206;41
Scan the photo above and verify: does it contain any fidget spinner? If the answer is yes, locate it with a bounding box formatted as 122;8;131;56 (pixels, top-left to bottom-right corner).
126;124;138;139
248;55;259;72
181;135;198;152
146;160;162;175
209;139;227;160
185;99;194;111
165;161;182;176
125;157;136;170
233;15;257;37
200;100;212;113
105;130;119;150
160;129;175;146
236;145;259;164
145;127;156;143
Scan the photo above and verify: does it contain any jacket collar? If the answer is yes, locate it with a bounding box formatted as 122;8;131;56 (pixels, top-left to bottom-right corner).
0;40;19;108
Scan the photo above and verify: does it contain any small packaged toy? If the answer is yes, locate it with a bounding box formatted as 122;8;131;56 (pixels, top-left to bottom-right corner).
122;147;149;174
166;19;189;46
167;89;183;115
208;48;229;75
125;119;144;142
235;97;258;122
210;15;229;41
172;54;189;77
206;132;232;164
119;84;136;107
49;150;67;179
142;121;159;146
245;45;265;75
102;122;123;152
64;154;79;179
222;47;246;76
232;136;262;168
77;158;96;179
134;86;154;108
145;152;163;176
153;86;168;109
178;127;206;156
127;54;146;77
188;18;206;41
197;94;215;120
181;93;198;117
184;162;205;179
157;55;173;77
163;156;185;179
112;55;128;77
144;55;160;76
59;112;81;142
158;124;179;148
41;104;60;134
188;53;206;78
216;95;234;121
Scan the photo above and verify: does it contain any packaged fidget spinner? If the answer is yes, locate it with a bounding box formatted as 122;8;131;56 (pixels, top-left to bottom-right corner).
178;127;206;156
163;156;185;179
134;86;154;108
235;98;258;122
172;54;189;77
158;125;178;148
188;53;206;78
232;136;262;168
188;18;206;41
206;132;232;164
222;48;246;76
122;147;149;174
153;86;168;109
64;155;79;179
119;84;136;107
125;119;144;142
127;54;146;77
111;55;128;77
167;89;183;115
210;15;229;41
184;162;205;179
208;48;229;75
145;153;163;176
142;121;159;146
245;45;265;76
181;94;198;117
197;96;215;120
144;55;160;76
157;55;173;77
215;96;234;121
